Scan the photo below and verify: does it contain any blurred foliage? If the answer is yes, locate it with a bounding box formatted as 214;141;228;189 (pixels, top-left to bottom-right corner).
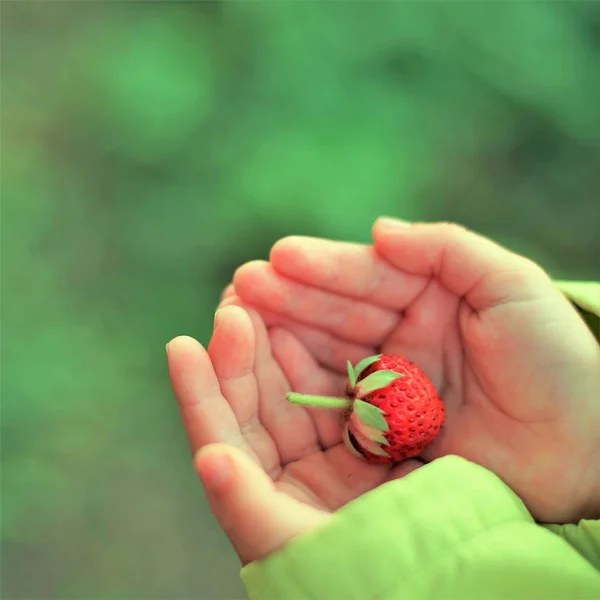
1;2;599;599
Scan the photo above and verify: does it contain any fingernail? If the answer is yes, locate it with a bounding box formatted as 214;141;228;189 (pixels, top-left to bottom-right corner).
165;342;171;356
214;309;221;327
377;216;411;229
196;447;231;491
219;296;238;308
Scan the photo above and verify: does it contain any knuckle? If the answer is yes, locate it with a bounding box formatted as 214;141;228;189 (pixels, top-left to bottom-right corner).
439;221;469;239
516;256;549;281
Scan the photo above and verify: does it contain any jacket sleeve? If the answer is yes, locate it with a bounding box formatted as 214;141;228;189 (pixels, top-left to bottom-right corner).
555;280;600;340
544;280;600;570
240;456;600;600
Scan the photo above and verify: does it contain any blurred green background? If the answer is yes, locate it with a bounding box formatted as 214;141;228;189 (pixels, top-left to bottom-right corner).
2;2;599;599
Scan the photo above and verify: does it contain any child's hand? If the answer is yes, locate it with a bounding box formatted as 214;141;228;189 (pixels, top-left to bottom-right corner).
224;219;600;525
167;307;422;565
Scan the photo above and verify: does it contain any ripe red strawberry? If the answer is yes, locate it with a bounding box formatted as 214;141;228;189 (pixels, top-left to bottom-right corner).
286;354;445;464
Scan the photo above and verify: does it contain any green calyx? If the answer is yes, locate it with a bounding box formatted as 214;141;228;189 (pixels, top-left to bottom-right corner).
354;399;389;432
346;354;382;388
349;425;392;457
285;355;404;438
355;371;404;399
347;354;405;403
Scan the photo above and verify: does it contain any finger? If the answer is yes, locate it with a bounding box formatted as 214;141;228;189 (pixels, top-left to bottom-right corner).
166;336;242;453
209;306;281;477
196;443;330;565
270;236;426;309
221;295;372;373
268;321;373;374
218;294;242;309
245;307;323;464
220;283;235;302
269;327;346;449
233;261;399;346
372;218;552;311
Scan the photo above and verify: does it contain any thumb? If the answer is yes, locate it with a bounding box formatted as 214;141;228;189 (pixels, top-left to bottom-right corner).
195;443;330;564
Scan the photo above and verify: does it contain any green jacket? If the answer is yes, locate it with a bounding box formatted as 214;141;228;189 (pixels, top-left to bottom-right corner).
241;281;600;600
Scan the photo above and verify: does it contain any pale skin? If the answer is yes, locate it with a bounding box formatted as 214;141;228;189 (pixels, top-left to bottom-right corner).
166;218;600;566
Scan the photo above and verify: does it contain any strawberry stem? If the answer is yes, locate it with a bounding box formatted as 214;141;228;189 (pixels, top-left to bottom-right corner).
286;393;353;410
